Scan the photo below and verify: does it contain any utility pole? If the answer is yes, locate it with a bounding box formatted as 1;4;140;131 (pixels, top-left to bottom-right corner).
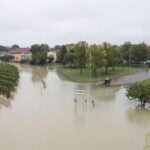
129;47;132;67
90;47;92;79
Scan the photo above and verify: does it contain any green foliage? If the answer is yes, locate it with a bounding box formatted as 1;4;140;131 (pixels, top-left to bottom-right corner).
121;42;132;64
87;44;106;75
104;42;123;73
127;79;150;107
57;45;67;63
121;42;150;65
0;63;19;98
131;43;149;64
11;44;20;49
63;52;76;67
30;44;49;65
109;45;123;70
75;41;87;74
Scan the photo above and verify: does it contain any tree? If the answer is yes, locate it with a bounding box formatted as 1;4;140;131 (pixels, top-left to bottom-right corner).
87;44;106;76
63;52;76;67
57;45;67;63
103;42;111;74
121;42;149;66
131;43;149;65
127;80;150;108
11;44;20;49
109;45;122;71
75;41;87;74
30;44;48;65
40;44;49;51
0;63;19;98
121;42;132;65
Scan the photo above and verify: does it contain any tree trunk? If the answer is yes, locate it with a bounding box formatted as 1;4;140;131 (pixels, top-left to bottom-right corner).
112;65;115;71
80;67;82;75
141;100;143;109
93;69;96;76
63;62;65;68
105;66;108;74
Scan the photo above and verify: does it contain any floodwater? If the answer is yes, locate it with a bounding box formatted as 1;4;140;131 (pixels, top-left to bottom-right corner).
0;64;150;150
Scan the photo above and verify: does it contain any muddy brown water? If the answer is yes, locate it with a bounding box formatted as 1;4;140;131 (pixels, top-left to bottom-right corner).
0;64;150;150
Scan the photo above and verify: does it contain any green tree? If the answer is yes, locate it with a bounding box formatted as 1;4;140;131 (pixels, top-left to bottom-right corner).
87;44;106;76
63;52;76;68
103;42;111;74
57;45;67;63
11;44;20;49
30;44;48;64
75;41;87;74
131;43;149;65
121;42;132;65
127;80;150;108
109;45;122;70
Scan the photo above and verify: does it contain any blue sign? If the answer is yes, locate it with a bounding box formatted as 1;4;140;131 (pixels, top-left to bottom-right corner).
74;98;78;104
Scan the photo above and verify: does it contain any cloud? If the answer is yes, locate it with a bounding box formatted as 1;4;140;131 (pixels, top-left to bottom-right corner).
0;0;150;46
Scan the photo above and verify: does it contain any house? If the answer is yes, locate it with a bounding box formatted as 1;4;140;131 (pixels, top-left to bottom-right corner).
47;49;60;62
9;48;31;62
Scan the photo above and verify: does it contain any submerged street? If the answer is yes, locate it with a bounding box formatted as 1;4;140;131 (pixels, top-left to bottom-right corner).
0;64;150;150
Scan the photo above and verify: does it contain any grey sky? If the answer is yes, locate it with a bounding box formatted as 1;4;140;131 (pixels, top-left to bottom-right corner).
0;0;150;47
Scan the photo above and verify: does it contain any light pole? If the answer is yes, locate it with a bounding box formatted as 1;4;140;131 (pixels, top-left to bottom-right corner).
129;47;132;67
90;47;92;79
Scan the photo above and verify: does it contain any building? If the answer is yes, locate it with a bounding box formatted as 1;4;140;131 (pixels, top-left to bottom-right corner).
47;50;60;62
9;48;31;62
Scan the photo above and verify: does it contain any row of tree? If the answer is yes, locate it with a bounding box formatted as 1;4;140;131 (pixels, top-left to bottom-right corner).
0;44;20;51
56;41;150;75
1;42;150;69
0;63;19;98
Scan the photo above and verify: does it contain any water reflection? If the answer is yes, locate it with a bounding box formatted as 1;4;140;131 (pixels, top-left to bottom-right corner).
143;132;150;150
126;108;150;127
0;64;150;150
31;66;49;83
0;97;11;108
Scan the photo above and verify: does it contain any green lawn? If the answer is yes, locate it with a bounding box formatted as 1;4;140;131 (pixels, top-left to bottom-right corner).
48;64;145;83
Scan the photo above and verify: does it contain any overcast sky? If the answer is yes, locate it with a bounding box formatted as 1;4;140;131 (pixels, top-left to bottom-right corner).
0;0;150;47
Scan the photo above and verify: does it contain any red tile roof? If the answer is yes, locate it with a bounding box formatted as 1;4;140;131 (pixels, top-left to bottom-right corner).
10;48;30;54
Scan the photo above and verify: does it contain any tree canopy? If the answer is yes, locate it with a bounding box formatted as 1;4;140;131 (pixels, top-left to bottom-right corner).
11;44;20;49
75;41;87;74
30;44;49;64
0;63;19;98
127;79;150;108
87;44;106;75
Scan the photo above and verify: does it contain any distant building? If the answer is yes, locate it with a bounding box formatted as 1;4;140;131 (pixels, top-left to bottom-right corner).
47;49;60;62
0;51;8;57
9;48;31;62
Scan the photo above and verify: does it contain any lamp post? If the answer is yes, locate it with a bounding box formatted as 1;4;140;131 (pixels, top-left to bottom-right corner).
129;47;132;67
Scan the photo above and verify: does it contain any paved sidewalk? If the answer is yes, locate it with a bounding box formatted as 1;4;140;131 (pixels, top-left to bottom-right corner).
96;71;150;87
111;71;150;86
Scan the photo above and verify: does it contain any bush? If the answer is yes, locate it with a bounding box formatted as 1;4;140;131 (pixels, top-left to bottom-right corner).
0;63;19;98
127;79;150;108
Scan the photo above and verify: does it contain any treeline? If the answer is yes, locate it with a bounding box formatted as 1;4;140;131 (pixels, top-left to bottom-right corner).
57;42;150;75
0;44;20;51
0;63;19;98
1;42;150;72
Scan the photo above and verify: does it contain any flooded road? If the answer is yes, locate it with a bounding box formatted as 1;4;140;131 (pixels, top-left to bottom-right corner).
0;64;150;150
